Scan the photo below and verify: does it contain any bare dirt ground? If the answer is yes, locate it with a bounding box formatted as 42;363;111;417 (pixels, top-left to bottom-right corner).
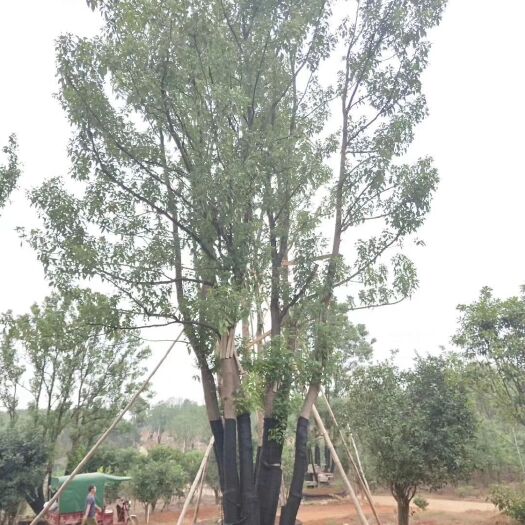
144;494;509;525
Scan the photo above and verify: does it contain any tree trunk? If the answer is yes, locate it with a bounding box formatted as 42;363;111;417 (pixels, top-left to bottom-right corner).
45;461;54;499
309;448;319;486
209;419;225;492
25;487;45;515
256;418;284;525
279;417;309;525
396;497;410;525
254;444;262;485
200;362;225;493
220;331;241;525
277;384;320;525
65;441;79;475
314;445;320;467
238;413;259;525
392;485;415;525
324;445;331;471
223;417;240;523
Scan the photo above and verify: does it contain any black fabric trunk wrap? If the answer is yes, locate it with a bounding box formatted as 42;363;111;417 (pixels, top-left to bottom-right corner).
279;417;309;525
256;417;284;525
210;418;225;492
223;418;241;524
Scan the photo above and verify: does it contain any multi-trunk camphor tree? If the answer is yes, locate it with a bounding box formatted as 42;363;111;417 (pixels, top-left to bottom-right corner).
25;1;446;523
345;356;477;525
0;289;150;512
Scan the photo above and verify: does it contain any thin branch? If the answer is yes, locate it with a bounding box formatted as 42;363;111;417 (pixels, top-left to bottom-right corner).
87;130;217;261
219;0;243;54
280;265;318;321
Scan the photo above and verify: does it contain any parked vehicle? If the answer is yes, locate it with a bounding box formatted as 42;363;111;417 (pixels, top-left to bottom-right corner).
47;473;138;525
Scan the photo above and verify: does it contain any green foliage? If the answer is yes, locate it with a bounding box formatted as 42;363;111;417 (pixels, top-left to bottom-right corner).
454;287;525;426
145;399;210;449
0;134;20;213
0;289;150;510
205;455;221;503
26;0;334;360
146;445;203;482
464;383;525;484
346;355;477;504
24;0;446;384
490;485;525;524
72;446;141;476
181;450;204;482
412;496;428;511
130;451;188;513
0;428;47;525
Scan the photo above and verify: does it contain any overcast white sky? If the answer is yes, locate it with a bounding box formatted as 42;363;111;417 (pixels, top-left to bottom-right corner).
0;0;524;403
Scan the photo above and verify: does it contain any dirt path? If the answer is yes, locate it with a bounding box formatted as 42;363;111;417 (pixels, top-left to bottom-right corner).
371;495;496;513
296;496;497;524
147;495;498;525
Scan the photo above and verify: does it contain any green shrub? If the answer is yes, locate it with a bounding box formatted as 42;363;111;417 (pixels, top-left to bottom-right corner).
413;495;429;511
490;485;525;524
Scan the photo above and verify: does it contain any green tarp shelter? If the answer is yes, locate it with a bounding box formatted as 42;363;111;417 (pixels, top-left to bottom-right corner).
51;473;131;514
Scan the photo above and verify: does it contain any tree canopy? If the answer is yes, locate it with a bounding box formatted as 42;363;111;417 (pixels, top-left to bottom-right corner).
130;447;189;513
345;355;477;525
0;429;47;525
0;289;150;512
454;286;525;426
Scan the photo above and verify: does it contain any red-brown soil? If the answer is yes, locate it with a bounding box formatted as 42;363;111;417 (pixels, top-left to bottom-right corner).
143;494;508;525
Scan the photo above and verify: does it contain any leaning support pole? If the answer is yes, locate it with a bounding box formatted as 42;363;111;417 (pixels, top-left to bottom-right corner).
30;330;185;525
320;393;382;525
351;433;371;494
192;448;210;525
311;405;370;525
177;437;215;525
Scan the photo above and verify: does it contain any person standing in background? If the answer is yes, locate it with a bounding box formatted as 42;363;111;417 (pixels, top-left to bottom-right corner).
82;485;101;525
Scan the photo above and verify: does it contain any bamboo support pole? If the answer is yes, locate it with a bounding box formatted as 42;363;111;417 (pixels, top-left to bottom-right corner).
177;437;214;525
30;330;185;525
320;392;382;525
191;448;210;524
312;405;369;525
351;433;370;494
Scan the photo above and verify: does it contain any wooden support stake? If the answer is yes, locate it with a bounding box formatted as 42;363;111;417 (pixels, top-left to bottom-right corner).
320;392;382;525
177;437;214;525
312;405;369;525
351;433;370;494
192;447;210;524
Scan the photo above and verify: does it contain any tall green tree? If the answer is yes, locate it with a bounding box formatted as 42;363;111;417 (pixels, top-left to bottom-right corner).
0;289;150;512
24;1;446;523
346;355;477;525
0;429;47;525
454;286;525;426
